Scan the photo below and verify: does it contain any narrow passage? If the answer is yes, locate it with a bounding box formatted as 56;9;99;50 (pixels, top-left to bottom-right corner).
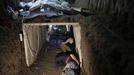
31;44;62;75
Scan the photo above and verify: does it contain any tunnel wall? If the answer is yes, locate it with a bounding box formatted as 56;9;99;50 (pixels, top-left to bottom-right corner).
23;25;47;66
73;0;134;75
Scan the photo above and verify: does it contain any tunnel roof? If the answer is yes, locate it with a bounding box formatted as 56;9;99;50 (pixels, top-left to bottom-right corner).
22;8;79;23
23;14;79;23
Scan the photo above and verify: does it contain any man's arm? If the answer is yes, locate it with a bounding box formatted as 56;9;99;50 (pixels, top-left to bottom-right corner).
63;63;70;71
70;54;79;65
62;38;70;44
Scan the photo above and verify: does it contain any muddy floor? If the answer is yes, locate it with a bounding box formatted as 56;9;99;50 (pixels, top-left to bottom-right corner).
0;31;63;75
19;44;64;75
27;44;62;75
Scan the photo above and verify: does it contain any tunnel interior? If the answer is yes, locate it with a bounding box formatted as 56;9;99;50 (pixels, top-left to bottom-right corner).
0;0;134;75
22;23;83;75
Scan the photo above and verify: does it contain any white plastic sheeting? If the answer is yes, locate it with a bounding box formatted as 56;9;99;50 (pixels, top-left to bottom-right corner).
23;24;47;66
30;0;41;10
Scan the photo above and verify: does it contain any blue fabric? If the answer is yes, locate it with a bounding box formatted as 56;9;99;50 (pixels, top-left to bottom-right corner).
48;40;63;45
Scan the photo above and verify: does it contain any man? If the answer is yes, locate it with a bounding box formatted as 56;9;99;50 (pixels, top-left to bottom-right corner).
60;32;76;52
62;61;79;75
55;52;80;75
55;52;79;68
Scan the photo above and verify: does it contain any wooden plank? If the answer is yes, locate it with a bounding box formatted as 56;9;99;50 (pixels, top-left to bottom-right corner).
23;23;80;26
73;25;82;68
23;25;30;66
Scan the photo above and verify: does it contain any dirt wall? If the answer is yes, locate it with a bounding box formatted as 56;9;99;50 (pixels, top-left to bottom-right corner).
0;31;22;75
74;0;134;75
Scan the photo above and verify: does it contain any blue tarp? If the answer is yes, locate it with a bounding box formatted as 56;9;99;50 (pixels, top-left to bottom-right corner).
22;10;64;19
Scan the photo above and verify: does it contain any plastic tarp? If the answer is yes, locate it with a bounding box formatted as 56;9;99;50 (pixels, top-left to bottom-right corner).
30;0;41;10
19;0;70;19
28;0;70;11
23;24;47;66
23;11;63;19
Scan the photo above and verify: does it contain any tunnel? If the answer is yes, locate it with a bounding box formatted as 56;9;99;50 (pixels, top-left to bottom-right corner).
22;22;82;75
22;23;82;66
0;0;134;75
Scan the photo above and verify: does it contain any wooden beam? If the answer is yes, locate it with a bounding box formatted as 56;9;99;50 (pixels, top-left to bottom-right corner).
23;22;80;26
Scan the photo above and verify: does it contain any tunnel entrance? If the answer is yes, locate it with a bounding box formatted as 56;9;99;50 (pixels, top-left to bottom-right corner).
22;23;82;72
